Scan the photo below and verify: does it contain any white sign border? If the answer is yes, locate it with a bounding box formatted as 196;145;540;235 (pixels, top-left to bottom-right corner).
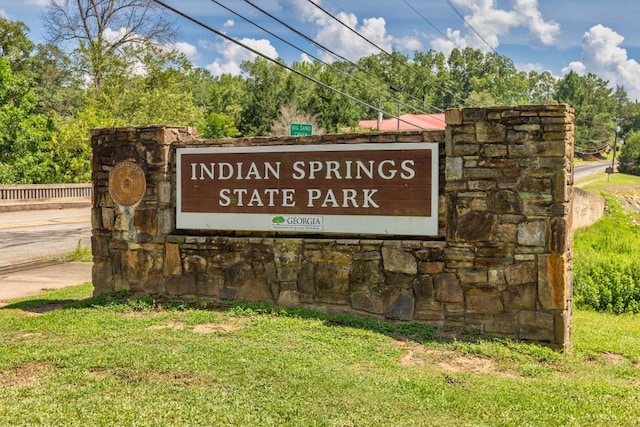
176;143;439;236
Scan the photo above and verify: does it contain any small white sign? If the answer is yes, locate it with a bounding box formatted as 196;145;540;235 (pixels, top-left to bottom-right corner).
270;215;323;231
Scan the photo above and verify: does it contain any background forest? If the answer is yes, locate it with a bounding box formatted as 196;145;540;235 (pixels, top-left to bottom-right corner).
2;0;640;184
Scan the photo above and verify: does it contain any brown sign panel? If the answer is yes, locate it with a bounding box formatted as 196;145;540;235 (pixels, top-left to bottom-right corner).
177;143;438;235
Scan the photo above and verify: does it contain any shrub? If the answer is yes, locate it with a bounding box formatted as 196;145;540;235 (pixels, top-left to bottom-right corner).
573;193;640;313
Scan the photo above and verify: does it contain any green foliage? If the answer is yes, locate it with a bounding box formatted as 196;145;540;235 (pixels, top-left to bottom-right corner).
556;71;617;151
314;64;363;132
0;57;57;184
239;58;289;136
29;43;83;116
201;72;246;122
48;112;94;183
574;263;640;313
202;112;240;138
618;129;640;175
0;18;34;73
89;48;206;129
59;240;92;263
573;193;640;313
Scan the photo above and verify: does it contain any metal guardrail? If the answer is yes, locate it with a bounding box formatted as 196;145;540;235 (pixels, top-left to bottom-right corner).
0;184;92;201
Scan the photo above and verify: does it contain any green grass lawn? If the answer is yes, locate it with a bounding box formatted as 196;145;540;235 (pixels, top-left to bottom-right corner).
1;284;639;426
576;170;640;189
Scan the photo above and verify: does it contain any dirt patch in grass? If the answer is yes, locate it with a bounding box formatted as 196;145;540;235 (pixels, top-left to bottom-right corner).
0;362;50;387
438;355;498;375
396;341;452;367
395;341;519;378
147;319;247;334
601;352;628;365
123;311;155;318
192;323;244;334
90;367;219;388
149;321;186;330
193;317;248;334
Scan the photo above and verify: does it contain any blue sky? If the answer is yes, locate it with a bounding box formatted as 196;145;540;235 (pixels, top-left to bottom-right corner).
3;0;640;100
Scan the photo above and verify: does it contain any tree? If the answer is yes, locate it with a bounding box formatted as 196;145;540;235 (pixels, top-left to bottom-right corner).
270;103;323;136
479;53;530;106
527;70;557;104
446;47;486;105
0;58;55;184
466;90;497;107
44;0;176;90
555;71;617;153
202;113;240;139
203;73;246;125
0;18;34;74
313;64;363;132
239;58;289;136
412;49;450;111
618;129;640;175
29;43;84;115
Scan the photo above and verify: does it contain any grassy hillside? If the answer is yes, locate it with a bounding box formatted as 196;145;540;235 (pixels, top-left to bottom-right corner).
573;172;640;313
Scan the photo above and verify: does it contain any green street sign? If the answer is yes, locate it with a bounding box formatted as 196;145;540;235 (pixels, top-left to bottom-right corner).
290;123;313;136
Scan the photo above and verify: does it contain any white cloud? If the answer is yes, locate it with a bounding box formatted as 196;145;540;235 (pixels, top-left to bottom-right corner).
24;0;50;5
104;27;145;45
277;0;421;62
513;0;560;45
431;0;559;55
169;41;200;61
562;25;640;101
314;13;392;62
99;26;201;66
516;62;545;73
198;39;217;52
300;53;312;63
561;61;585;75
394;35;423;52
205;37;279;77
224;20;234;28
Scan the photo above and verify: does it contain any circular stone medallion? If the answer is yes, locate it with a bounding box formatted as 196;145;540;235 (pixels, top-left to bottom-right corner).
108;161;146;206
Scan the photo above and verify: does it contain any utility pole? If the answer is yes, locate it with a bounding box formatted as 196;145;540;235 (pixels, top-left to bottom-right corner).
389;85;400;131
611;119;620;175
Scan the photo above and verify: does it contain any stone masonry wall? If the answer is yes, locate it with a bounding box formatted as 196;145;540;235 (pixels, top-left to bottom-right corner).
91;105;574;350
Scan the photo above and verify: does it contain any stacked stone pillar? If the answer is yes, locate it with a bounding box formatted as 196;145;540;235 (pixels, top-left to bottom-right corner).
91;126;197;294
444;105;573;349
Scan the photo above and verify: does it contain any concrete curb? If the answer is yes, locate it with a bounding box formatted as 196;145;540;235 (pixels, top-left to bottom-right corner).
0;200;91;213
0;258;62;276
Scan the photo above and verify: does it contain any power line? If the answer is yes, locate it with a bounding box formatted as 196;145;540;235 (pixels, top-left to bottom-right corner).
302;0;477;108
209;0;432;117
401;0;456;46
303;0;395;66
243;0;444;116
150;0;436;131
443;0;499;55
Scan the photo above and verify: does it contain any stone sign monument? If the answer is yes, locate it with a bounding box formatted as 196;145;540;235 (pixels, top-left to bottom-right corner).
92;104;574;350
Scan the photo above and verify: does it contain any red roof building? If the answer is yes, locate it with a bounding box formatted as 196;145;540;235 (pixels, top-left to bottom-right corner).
358;113;446;131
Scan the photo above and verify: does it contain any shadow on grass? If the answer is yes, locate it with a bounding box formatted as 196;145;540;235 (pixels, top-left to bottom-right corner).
1;299;86;314
1;291;477;345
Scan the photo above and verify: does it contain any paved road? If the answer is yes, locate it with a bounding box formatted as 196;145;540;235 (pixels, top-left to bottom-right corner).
0;207;91;272
574;160;614;182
